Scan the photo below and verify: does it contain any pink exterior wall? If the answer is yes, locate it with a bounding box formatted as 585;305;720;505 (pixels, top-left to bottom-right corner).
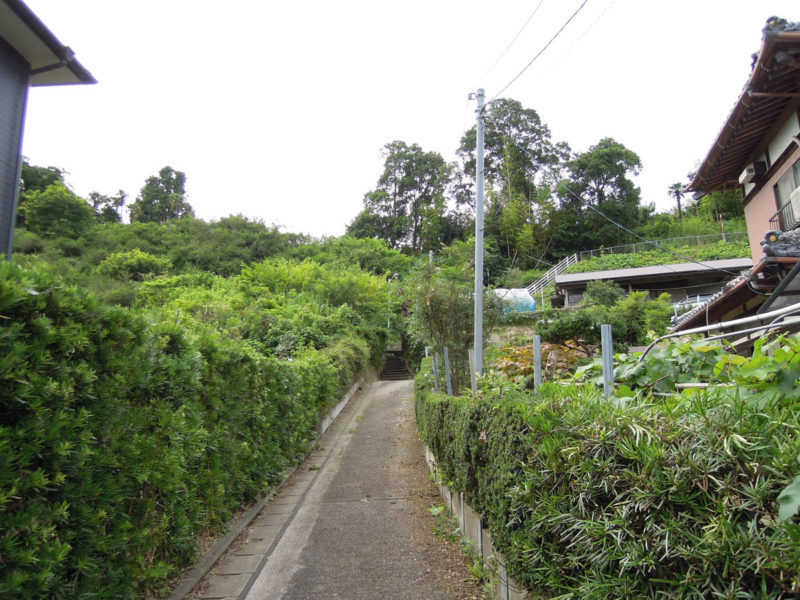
744;145;800;262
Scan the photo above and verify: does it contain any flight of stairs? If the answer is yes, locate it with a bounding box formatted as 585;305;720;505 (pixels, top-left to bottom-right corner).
379;351;412;380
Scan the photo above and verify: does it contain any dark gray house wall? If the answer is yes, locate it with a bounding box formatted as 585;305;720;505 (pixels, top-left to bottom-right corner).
0;37;28;260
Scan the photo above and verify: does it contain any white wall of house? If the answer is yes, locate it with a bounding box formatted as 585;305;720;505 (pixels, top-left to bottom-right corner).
768;113;800;166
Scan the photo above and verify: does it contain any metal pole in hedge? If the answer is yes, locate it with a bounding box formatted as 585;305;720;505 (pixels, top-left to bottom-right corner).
433;354;440;392
443;346;453;396
468;348;477;394
533;335;543;387
601;324;614;397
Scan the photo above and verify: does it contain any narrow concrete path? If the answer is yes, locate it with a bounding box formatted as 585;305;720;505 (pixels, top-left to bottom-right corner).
191;380;484;600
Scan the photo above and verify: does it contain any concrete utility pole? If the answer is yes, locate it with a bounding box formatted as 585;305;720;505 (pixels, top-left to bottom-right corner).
473;88;486;376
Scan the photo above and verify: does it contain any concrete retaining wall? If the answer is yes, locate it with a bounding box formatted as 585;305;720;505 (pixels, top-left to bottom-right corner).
424;446;529;600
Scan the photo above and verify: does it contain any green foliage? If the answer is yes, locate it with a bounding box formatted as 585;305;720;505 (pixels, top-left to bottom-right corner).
552;138;647;253
495;267;546;288
415;356;800;598
96;249;171;281
405;242;503;393
19;183;95;239
20;161;65;195
288;235;412;277
348;141;465;252
88;190;126;224
565;240;751;273
575;333;800;398
636;214;747;241
0;255;383;597
536;292;672;355
128;166;194;223
583;279;624;307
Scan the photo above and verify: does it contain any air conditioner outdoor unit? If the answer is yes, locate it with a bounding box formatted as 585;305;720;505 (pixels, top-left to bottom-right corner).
739;161;767;184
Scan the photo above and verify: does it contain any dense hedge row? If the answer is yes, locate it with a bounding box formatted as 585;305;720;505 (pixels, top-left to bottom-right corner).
0;260;380;597
415;360;800;599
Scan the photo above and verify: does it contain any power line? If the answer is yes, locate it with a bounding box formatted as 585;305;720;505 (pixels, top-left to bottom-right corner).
479;0;546;84
549;0;616;67
558;182;743;277
490;0;591;103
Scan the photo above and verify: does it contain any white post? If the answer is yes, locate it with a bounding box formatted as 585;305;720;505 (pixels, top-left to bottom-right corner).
601;324;614;398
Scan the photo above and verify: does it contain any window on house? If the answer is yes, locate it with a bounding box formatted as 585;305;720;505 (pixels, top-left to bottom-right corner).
774;158;800;229
776;158;800;208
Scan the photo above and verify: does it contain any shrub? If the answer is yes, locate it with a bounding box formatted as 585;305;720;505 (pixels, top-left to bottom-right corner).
0;261;374;597
12;229;44;254
20;183;95;239
96;248;171;281
415;358;800;599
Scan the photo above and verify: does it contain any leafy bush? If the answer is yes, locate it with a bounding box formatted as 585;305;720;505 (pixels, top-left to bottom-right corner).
495;267;546;289
536;292;673;355
415;357;800;599
19;183;95;239
405;245;503;393
288;235;413;277
12;229;44;254
575;334;800;398
583;279;624;306
0;260;378;597
96;248;171;281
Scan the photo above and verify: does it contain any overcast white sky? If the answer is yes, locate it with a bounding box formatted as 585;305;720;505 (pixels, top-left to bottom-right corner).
19;0;800;238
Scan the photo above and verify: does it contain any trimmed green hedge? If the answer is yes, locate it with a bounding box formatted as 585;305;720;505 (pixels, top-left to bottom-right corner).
0;262;372;597
415;360;800;599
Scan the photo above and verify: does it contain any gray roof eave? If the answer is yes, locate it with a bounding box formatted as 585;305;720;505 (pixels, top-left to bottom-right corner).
0;0;95;85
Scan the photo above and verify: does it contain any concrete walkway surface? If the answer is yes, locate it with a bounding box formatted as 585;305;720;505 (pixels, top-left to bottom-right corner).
185;380;485;600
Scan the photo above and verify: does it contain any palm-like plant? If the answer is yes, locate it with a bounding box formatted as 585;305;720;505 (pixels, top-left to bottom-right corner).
668;182;685;234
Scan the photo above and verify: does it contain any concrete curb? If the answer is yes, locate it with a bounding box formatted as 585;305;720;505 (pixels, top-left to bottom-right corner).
424;446;529;600
168;376;366;600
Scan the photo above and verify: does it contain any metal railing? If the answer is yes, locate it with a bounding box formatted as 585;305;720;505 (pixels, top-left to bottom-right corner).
578;231;748;261
768;199;800;231
526;253;578;296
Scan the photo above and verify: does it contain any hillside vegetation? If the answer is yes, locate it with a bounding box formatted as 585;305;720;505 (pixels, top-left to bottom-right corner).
3;219;405;596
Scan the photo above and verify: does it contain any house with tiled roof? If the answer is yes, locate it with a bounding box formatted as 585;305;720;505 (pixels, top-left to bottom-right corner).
673;16;800;337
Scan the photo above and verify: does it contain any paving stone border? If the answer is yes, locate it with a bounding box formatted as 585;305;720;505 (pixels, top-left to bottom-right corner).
424;446;529;600
168;376;366;600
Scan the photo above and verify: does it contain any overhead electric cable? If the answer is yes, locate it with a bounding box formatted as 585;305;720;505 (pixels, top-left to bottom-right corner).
490;0;591;102
550;0;616;66
558;182;742;277
479;0;546;83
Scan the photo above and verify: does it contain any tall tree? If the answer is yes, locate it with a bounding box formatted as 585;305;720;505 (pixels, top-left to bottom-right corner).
457;98;568;270
347;141;452;253
20;161;65;194
128;166;193;223
457;98;568;199
88;190;127;224
556;137;645;251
